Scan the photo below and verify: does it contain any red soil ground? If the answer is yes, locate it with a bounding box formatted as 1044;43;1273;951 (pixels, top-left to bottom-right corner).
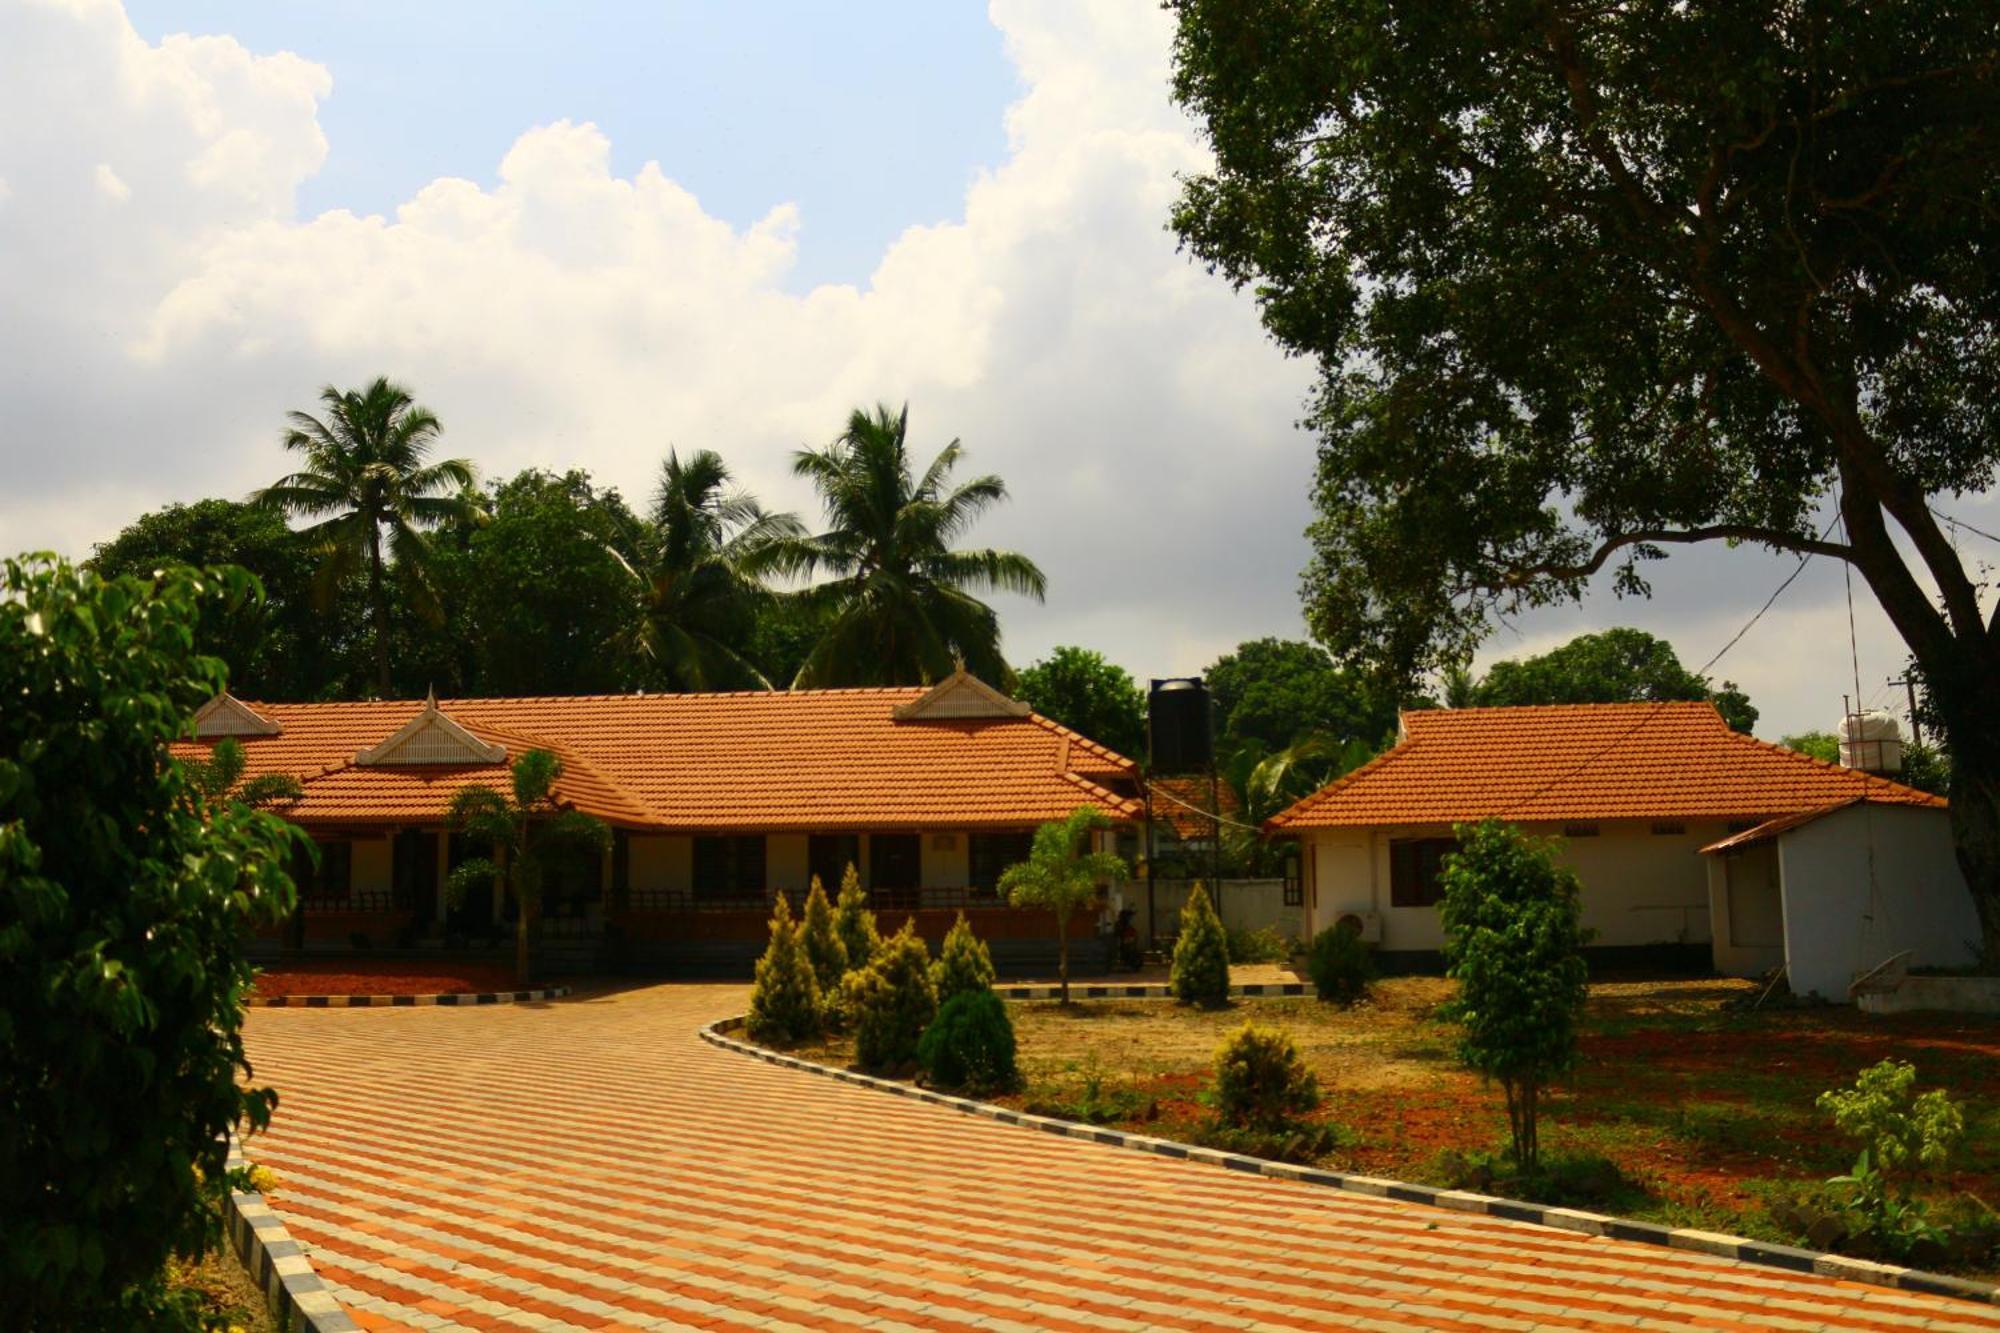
251;959;521;998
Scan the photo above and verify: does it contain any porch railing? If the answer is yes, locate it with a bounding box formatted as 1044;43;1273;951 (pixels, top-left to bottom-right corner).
623;885;1009;913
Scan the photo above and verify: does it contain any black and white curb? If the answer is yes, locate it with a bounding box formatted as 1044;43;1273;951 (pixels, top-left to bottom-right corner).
994;981;1309;1001
701;1014;2000;1308
250;985;570;1008
224;1134;359;1332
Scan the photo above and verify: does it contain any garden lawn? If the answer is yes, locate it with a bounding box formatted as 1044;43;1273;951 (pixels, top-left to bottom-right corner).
250;958;521;998
784;977;2000;1266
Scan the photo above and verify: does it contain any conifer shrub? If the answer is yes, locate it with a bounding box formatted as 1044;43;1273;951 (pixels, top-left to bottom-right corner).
799;875;848;996
746;893;821;1044
844;921;937;1071
832;863;881;971
918;990;1020;1093
1170;881;1231;1006
1210;1021;1321;1130
1306;922;1375;1005
932;911;997;1005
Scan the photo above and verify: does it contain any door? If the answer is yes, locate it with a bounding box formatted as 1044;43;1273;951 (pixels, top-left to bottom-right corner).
393;829;439;925
870;834;921;907
1727;844;1784;949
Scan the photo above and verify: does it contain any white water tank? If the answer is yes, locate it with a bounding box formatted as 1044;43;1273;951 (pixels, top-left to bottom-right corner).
1838;710;1904;774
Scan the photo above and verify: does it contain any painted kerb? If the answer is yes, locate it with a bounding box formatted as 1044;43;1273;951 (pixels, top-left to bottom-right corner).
224;1134;360;1332
701;1013;2000;1308
249;984;571;1008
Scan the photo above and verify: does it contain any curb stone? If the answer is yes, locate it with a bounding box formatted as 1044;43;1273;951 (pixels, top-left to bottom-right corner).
224;1133;360;1332
700;1013;2000;1308
249;985;570;1008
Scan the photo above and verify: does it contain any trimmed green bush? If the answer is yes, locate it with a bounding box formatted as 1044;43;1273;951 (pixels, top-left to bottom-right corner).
2;559;300;1326
1225;924;1291;964
932;911;997;1005
1210;1020;1320;1131
832;862;880;971
918;990;1020;1093
746;893;822;1044
844;921;937;1071
1306;923;1375;1004
798;875;848;996
1170;881;1230;1006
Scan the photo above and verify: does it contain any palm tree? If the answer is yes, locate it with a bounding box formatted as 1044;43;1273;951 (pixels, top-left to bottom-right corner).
617;449;801;690
254;378;476;696
760;404;1046;687
999;806;1130;1004
445;749;612;985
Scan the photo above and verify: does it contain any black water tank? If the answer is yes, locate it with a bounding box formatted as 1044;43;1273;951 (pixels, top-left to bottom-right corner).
1149;678;1214;774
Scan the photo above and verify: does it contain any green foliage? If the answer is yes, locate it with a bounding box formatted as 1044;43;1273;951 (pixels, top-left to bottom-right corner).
798;876;848;997
758;403;1046;688
844;921;938;1071
1224;924;1291;965
1434;1148;1640;1212
444;748;612;984
1209;1021;1320;1131
1305;924;1374;1005
1170;881;1231;1006
1471;629;1757;734
1000;806;1130;1003
1781;731;1842;764
932;911;997;1006
88;497;344;700
0;557;300;1326
1205;638;1396;754
1024;1059;1157;1125
831;863;880;972
1439;820;1591;1173
255;376;477;696
1167;0;2000;961
746;893;823;1045
1819;1059;1966;1184
917;990;1020;1093
1014;646;1146;756
1783;730;1951;796
182;738;305;810
435;469;647;695
624;449;802;691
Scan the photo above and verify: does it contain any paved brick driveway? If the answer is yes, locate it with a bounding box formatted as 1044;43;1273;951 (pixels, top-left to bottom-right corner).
242;983;2000;1332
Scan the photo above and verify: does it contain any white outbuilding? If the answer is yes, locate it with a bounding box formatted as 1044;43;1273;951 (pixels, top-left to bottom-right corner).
1267;702;1978;998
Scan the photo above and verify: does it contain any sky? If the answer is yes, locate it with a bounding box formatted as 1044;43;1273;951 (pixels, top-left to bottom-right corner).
2;0;1987;740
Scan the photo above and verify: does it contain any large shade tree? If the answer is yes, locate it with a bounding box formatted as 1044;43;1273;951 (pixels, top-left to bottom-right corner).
621;449;800;691
1014;646;1147;757
1472;628;1758;733
1170;2;2000;959
767;404;1046;687
255;377;477;696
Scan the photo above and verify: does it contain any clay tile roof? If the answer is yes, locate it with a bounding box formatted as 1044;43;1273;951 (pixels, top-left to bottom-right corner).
1146;775;1244;839
169;687;1142;832
1264;702;1944;832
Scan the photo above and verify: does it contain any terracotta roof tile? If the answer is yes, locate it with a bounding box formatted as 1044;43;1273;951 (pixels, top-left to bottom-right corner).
1265;702;1943;831
171;688;1142;832
1146;775;1243;839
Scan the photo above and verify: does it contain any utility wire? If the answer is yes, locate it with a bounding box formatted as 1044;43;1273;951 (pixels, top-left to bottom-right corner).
1495;511;1843;818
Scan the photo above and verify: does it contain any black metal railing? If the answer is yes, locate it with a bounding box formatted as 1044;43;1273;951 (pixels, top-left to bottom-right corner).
300;889;405;915
622;885;1009;913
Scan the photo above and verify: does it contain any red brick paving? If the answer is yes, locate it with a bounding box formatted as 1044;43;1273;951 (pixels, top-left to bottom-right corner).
241;983;2000;1331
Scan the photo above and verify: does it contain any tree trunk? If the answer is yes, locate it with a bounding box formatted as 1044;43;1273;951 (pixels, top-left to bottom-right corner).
1056;910;1069;1005
367;522;391;697
1942;700;2000;968
516;900;532;987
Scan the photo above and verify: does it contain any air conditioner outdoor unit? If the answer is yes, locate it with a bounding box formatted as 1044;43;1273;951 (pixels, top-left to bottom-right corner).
1333;911;1383;944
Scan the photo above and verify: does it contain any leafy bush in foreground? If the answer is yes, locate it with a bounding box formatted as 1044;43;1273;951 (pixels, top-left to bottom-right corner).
1;558;299;1327
1170;881;1230;1006
1306;923;1374;1005
845;921;937;1071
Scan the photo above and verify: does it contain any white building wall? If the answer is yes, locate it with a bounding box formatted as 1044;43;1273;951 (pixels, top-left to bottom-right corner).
1777;804;1981;1000
627;835;691;893
922;832;970;888
1303;821;1721;951
1705;847;1787;978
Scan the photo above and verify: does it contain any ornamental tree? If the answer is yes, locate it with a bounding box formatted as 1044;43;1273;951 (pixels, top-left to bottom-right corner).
831;863;880;972
1170;881;1231;1007
999;806;1129;1004
932;911;997;1005
1171;1;2000;960
445;749;612;985
798;874;849;996
747;892;822;1045
1;557;300;1326
1439;820;1591;1173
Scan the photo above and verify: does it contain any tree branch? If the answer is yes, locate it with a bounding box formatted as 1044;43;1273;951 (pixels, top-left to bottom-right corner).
1493;525;1852;589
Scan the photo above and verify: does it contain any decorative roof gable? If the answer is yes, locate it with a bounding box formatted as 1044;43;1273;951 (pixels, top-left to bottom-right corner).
193;693;282;738
891;669;1031;722
354;691;506;767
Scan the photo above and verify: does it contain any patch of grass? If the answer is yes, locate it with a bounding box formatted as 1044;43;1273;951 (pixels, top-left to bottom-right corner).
165;1244;279;1333
1023;1058;1159;1125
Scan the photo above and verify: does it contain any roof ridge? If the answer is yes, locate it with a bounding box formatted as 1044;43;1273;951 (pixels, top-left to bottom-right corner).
1725;729;1946;807
1027;711;1138;772
1058;769;1144;818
